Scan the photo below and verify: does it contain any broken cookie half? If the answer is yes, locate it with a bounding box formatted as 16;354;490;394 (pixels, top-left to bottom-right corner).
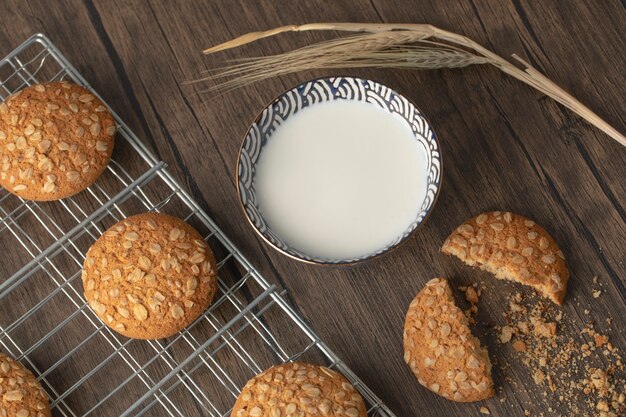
403;278;494;402
442;211;569;305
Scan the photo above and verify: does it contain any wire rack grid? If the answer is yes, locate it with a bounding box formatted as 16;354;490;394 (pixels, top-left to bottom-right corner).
0;34;396;417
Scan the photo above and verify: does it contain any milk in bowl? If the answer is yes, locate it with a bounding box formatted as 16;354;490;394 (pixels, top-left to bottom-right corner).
237;77;442;264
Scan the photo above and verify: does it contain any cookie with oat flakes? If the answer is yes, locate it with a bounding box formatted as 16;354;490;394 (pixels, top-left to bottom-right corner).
232;362;367;417
403;278;494;402
441;211;569;304
0;352;51;417
82;212;218;339
0;82;115;201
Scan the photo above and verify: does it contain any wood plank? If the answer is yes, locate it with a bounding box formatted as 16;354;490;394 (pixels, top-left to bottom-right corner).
0;0;624;415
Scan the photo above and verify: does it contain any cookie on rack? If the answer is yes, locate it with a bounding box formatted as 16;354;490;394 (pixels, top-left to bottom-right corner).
82;212;218;339
0;81;115;201
403;278;494;402
441;211;569;304
0;352;52;417
232;362;367;417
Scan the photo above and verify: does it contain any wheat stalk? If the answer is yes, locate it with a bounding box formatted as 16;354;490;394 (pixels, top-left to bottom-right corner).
200;23;625;147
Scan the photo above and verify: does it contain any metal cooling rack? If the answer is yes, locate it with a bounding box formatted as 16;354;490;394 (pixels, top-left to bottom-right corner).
0;34;396;417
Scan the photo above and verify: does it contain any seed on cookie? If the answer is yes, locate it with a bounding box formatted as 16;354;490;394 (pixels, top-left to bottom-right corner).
441;211;569;305
79;94;95;103
403;278;494;402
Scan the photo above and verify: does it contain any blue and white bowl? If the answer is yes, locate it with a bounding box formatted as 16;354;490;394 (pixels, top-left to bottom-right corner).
236;77;442;265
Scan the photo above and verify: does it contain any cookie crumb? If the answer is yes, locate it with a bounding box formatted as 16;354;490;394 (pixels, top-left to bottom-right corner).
595;334;609;348
533;320;557;338
533;369;546;384
513;340;527;352
465;286;480;304
479;406;490;414
500;325;515;343
596;399;609;411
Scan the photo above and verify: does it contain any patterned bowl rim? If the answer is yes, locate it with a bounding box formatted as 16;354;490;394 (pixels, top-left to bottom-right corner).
235;76;443;266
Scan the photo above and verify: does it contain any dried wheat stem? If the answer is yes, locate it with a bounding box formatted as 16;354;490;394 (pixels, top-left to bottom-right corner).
202;23;625;147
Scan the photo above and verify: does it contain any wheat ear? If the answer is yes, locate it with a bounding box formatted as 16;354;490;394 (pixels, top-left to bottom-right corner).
200;23;625;147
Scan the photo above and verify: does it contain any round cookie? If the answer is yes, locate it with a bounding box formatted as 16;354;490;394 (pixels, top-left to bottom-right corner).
441;211;569;304
82;213;218;339
232;362;367;417
0;352;51;417
0;82;115;201
404;278;494;402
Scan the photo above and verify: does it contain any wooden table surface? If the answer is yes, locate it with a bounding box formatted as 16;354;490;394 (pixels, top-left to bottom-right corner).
1;1;625;416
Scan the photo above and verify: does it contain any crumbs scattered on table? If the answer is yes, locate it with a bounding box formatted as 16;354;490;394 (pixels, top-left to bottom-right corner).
495;292;625;416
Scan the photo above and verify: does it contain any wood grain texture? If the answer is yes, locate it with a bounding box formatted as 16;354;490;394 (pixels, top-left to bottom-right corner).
0;0;624;416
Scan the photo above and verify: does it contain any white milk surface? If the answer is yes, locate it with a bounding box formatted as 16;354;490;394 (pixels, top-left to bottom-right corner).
254;100;428;260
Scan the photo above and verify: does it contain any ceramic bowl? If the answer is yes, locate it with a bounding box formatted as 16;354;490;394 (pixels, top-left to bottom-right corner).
236;76;442;265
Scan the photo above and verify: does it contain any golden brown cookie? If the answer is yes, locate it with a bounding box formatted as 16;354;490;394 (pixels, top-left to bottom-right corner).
0;82;115;201
0;352;51;417
441;211;569;304
403;278;494;402
232;362;367;417
82;212;218;339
